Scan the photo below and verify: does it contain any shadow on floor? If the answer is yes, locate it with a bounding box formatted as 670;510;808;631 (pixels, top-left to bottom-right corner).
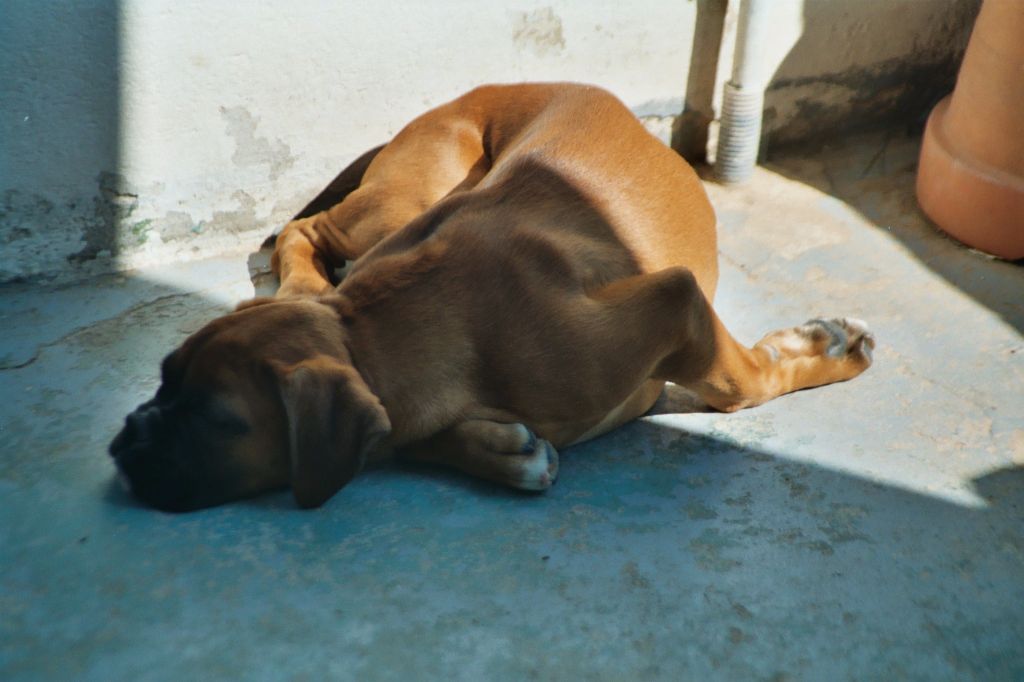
766;131;1024;335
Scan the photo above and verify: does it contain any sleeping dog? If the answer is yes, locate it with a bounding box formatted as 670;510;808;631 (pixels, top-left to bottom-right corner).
110;83;873;511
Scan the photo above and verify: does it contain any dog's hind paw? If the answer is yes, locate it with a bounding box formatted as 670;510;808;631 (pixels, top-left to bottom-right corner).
759;318;873;366
802;317;874;367
753;317;875;396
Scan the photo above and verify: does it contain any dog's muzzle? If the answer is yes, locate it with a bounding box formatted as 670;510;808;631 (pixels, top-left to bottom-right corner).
109;402;203;512
122;403;163;442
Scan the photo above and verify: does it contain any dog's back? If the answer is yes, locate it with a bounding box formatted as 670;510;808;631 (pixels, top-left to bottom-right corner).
345;83;718;296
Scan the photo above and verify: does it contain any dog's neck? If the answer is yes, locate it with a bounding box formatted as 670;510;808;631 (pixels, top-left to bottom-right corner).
319;289;459;448
314;291;390;414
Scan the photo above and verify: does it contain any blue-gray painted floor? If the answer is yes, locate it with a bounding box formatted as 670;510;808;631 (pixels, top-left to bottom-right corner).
2;134;1022;680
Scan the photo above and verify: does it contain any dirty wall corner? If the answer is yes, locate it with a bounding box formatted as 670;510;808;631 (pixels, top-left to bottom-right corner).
760;0;981;151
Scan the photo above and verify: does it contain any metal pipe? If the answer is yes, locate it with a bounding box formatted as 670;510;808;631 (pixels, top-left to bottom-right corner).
716;0;773;183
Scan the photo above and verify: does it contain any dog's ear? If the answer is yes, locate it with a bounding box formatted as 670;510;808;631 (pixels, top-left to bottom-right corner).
276;355;391;508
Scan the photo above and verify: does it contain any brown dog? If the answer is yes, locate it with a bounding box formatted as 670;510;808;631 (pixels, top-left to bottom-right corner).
109;83;873;511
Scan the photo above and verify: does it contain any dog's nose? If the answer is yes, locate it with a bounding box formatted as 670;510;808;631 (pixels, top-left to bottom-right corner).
125;405;162;441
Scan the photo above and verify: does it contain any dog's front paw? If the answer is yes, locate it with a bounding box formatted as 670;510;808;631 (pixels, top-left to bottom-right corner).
515;439;559;491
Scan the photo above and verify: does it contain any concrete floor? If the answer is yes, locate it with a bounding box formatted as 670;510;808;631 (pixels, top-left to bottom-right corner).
2;133;1022;680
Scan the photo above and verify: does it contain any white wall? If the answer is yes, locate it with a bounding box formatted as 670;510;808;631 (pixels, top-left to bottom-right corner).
0;0;978;283
2;1;695;282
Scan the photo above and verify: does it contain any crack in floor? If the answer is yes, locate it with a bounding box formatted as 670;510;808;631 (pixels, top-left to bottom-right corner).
0;290;204;372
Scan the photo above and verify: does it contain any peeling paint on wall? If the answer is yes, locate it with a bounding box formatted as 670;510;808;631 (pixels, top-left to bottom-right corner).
510;7;566;57
69;172;139;263
0;173;139;281
1;191;50;246
159;211;198;242
208;190;260;235
220;106;295;182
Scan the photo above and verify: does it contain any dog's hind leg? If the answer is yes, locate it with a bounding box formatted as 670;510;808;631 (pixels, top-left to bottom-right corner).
273;114;492;297
401;420;558;491
292;145;386;221
591;267;874;413
273;192;398;297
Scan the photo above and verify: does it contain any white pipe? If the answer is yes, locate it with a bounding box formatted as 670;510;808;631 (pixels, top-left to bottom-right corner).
716;0;774;183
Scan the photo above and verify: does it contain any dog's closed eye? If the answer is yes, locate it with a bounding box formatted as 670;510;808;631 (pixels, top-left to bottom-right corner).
173;394;250;436
197;400;250;436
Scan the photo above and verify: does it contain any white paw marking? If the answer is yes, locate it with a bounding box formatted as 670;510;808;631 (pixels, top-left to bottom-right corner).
845;318;869;334
517;440;559;491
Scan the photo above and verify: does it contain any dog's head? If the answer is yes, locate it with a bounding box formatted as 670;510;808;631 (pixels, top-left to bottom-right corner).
108;297;390;512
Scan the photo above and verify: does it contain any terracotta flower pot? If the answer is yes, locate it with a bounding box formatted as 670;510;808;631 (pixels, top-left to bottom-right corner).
916;0;1024;260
